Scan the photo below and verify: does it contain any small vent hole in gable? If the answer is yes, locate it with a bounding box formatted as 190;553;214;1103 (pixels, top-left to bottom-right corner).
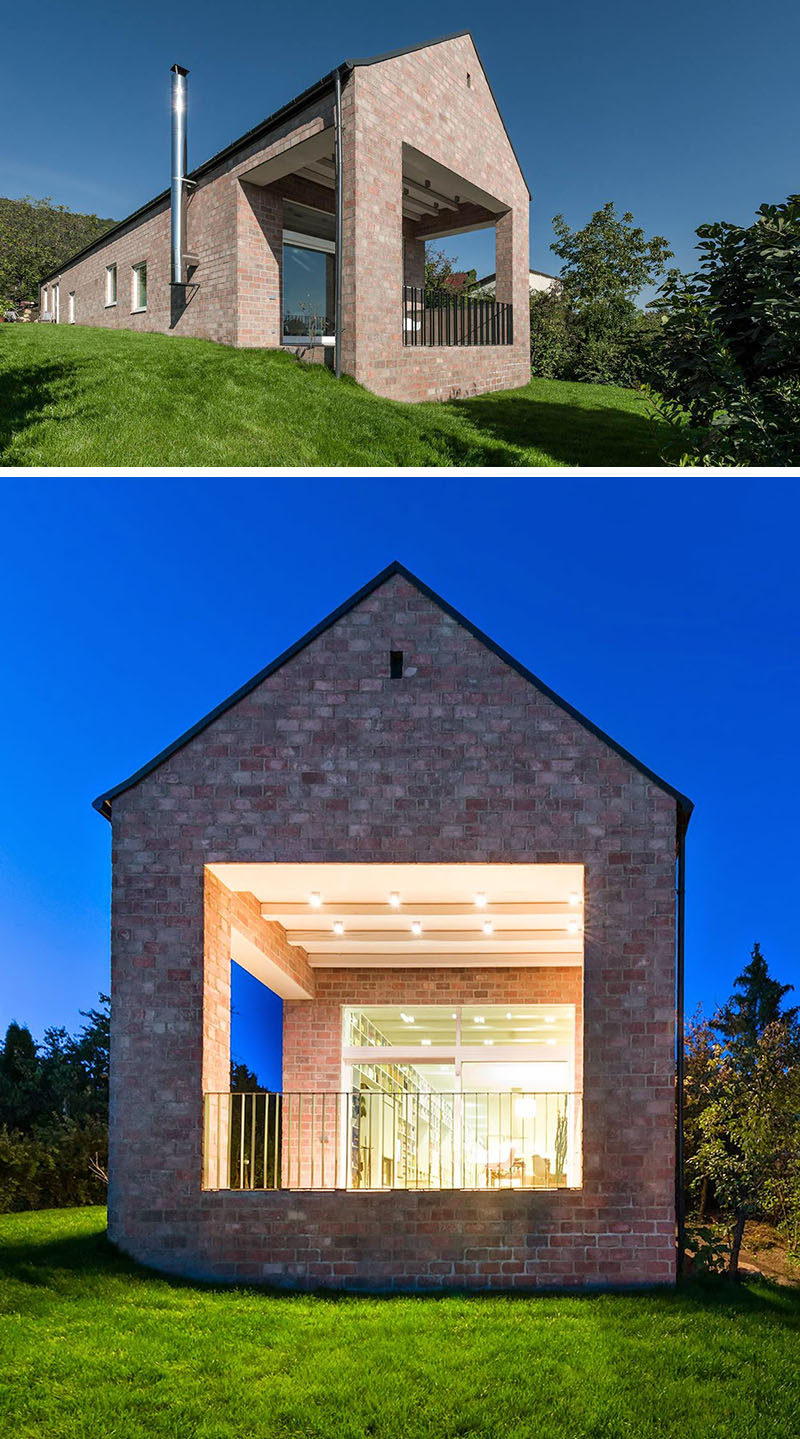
466;71;472;89
390;650;404;679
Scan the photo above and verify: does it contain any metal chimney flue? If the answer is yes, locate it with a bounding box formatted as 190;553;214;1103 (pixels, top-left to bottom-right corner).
170;65;189;285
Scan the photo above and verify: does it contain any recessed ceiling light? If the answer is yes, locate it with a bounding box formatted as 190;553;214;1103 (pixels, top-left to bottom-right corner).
474;1016;485;1025
332;920;344;936
482;920;494;936
421;1038;431;1046
389;891;401;908
484;1038;494;1046
401;1013;415;1024
545;1015;556;1024
309;891;322;908
451;1012;457;1020
411;920;422;936
546;1037;557;1046
569;891;580;906
568;918;582;934
474;892;487;908
506;1012;512;1020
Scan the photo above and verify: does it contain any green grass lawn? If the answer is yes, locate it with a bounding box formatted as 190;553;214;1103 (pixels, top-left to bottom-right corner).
2;1209;799;1438
0;326;675;468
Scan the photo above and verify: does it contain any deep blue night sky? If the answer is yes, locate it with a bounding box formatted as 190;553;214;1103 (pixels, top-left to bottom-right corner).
1;479;798;1081
2;0;798;288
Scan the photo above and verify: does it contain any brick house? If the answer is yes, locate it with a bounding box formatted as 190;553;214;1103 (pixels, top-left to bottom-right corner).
94;562;692;1291
39;33;531;402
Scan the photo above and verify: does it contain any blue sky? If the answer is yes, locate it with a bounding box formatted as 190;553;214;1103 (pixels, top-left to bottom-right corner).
1;480;798;1083
3;0;798;287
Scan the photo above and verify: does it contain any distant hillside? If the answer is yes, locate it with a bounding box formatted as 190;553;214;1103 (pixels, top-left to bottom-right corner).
0;196;116;310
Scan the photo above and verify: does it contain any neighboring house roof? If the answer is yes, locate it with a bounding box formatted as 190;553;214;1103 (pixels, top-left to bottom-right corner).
442;272;474;291
41;32;529;286
93;560;693;825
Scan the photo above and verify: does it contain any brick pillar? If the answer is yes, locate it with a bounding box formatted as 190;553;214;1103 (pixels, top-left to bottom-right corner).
495;205;530;362
403;233;425;288
236;180;282;348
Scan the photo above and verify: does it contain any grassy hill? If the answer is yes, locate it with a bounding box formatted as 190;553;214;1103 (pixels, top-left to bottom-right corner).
0;326;676;467
1;1207;799;1438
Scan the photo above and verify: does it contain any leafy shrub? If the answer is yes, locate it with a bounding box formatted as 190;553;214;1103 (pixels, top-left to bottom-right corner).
647;195;800;464
0;1118;108;1213
684;1224;731;1277
529;290;574;378
529;204;672;386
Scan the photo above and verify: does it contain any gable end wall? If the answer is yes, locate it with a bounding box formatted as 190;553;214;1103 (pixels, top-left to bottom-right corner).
107;573;678;1289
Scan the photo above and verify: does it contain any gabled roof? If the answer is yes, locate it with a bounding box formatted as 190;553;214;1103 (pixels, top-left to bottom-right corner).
42;31;527;286
93;560;693;825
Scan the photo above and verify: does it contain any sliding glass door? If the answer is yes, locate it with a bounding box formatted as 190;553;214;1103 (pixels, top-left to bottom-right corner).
282;202;336;346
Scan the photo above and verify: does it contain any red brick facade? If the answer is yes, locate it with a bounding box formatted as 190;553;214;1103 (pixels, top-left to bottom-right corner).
103;568;683;1290
40;34;530;402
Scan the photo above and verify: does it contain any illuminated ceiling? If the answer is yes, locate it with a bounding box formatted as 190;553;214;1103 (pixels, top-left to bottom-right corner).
208;863;584;970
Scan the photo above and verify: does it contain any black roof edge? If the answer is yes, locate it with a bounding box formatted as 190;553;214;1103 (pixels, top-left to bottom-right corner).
92;560;693;824
42;30;529;285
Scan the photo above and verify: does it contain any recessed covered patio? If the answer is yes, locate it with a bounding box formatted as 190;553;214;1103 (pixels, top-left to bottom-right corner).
203;862;585;1195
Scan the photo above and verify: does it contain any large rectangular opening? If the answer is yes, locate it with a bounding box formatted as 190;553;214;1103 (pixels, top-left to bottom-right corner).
203;862;584;1193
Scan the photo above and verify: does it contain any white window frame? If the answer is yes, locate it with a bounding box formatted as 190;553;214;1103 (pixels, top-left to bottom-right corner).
68;291;75;324
131;261;147;313
341;1004;576;1088
52;283;60;323
105;263;117;307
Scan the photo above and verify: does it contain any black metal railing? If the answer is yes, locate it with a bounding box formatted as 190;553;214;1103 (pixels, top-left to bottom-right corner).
203;1090;580;1191
402;286;513;348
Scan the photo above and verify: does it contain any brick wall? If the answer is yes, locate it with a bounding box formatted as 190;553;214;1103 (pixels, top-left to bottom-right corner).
106;571;679;1289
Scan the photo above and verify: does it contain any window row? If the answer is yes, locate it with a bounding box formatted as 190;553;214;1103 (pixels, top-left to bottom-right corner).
42;264;147;323
105;262;147;312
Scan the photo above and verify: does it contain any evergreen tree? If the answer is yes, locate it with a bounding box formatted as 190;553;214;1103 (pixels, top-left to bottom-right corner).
716;943;798;1061
0;1022;41;1130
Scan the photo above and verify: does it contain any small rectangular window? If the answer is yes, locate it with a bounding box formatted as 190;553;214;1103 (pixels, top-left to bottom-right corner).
132;262;147;313
105;264;117;306
68;291;75;323
390;650;404;679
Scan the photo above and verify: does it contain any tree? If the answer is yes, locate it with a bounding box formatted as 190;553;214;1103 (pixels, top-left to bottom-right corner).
0;996;111;1212
717;944;798;1065
423;246;475;296
693;1021;800;1276
532;203;672;384
684;947;800;1277
230;1061;264;1092
683;1009;723;1220
647;194;800;464
0;1022;41;1130
0;196;115;310
552;202;672;311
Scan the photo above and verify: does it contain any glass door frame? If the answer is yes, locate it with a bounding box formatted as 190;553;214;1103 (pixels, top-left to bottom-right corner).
281;228;336;348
